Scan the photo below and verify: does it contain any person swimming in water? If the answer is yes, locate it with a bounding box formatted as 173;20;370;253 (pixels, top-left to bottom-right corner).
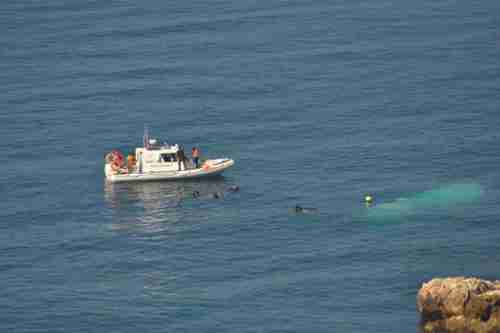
212;192;223;199
192;186;236;200
227;185;239;192
294;205;318;214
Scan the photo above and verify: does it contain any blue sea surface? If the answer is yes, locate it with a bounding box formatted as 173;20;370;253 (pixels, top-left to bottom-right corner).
2;0;500;332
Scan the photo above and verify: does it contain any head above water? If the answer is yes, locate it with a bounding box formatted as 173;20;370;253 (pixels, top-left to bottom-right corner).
228;185;239;192
294;205;318;214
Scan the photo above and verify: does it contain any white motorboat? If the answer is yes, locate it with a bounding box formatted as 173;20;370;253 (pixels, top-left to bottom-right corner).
104;135;234;183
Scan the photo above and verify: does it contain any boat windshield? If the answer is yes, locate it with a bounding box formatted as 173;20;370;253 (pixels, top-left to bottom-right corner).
160;153;177;162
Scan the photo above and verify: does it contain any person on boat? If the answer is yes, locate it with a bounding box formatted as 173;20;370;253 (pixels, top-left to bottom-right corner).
191;147;200;168
127;154;136;172
138;152;143;174
176;147;186;171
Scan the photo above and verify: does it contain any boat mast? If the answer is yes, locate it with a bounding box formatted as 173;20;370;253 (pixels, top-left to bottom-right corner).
143;125;149;150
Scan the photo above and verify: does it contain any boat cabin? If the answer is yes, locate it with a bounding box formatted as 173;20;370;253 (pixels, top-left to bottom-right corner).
135;139;189;173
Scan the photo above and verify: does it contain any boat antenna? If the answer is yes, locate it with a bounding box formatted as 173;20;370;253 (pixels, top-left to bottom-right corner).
143;124;150;150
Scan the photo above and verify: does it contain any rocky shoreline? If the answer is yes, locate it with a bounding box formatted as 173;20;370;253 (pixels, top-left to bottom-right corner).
418;277;500;333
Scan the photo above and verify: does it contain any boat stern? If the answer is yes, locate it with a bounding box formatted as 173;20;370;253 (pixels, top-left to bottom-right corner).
104;163;113;179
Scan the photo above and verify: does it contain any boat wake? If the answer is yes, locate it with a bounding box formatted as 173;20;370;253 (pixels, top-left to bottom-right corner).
364;182;483;223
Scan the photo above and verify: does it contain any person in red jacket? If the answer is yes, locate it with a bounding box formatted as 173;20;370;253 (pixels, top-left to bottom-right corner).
191;147;200;168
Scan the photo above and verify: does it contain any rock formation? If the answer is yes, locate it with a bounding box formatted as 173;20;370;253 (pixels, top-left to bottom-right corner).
418;277;500;333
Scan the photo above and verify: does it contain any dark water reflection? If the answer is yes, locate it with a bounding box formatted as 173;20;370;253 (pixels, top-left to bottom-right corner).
104;177;229;209
103;177;234;235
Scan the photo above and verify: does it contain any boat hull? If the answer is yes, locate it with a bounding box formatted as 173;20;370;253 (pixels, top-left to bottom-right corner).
106;158;234;183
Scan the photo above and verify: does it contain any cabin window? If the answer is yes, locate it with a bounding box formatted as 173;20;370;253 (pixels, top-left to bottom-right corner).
160;154;177;162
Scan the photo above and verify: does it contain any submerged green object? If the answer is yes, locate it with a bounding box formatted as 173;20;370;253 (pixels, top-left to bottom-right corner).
365;182;483;221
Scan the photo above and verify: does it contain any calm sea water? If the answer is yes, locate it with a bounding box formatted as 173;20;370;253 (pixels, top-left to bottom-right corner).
2;0;500;332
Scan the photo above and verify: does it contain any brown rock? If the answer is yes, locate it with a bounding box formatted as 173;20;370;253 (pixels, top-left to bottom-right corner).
445;315;466;332
442;279;469;317
418;277;500;333
465;292;491;320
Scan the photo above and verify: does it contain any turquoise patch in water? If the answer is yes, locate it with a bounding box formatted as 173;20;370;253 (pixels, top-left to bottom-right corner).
364;182;483;223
